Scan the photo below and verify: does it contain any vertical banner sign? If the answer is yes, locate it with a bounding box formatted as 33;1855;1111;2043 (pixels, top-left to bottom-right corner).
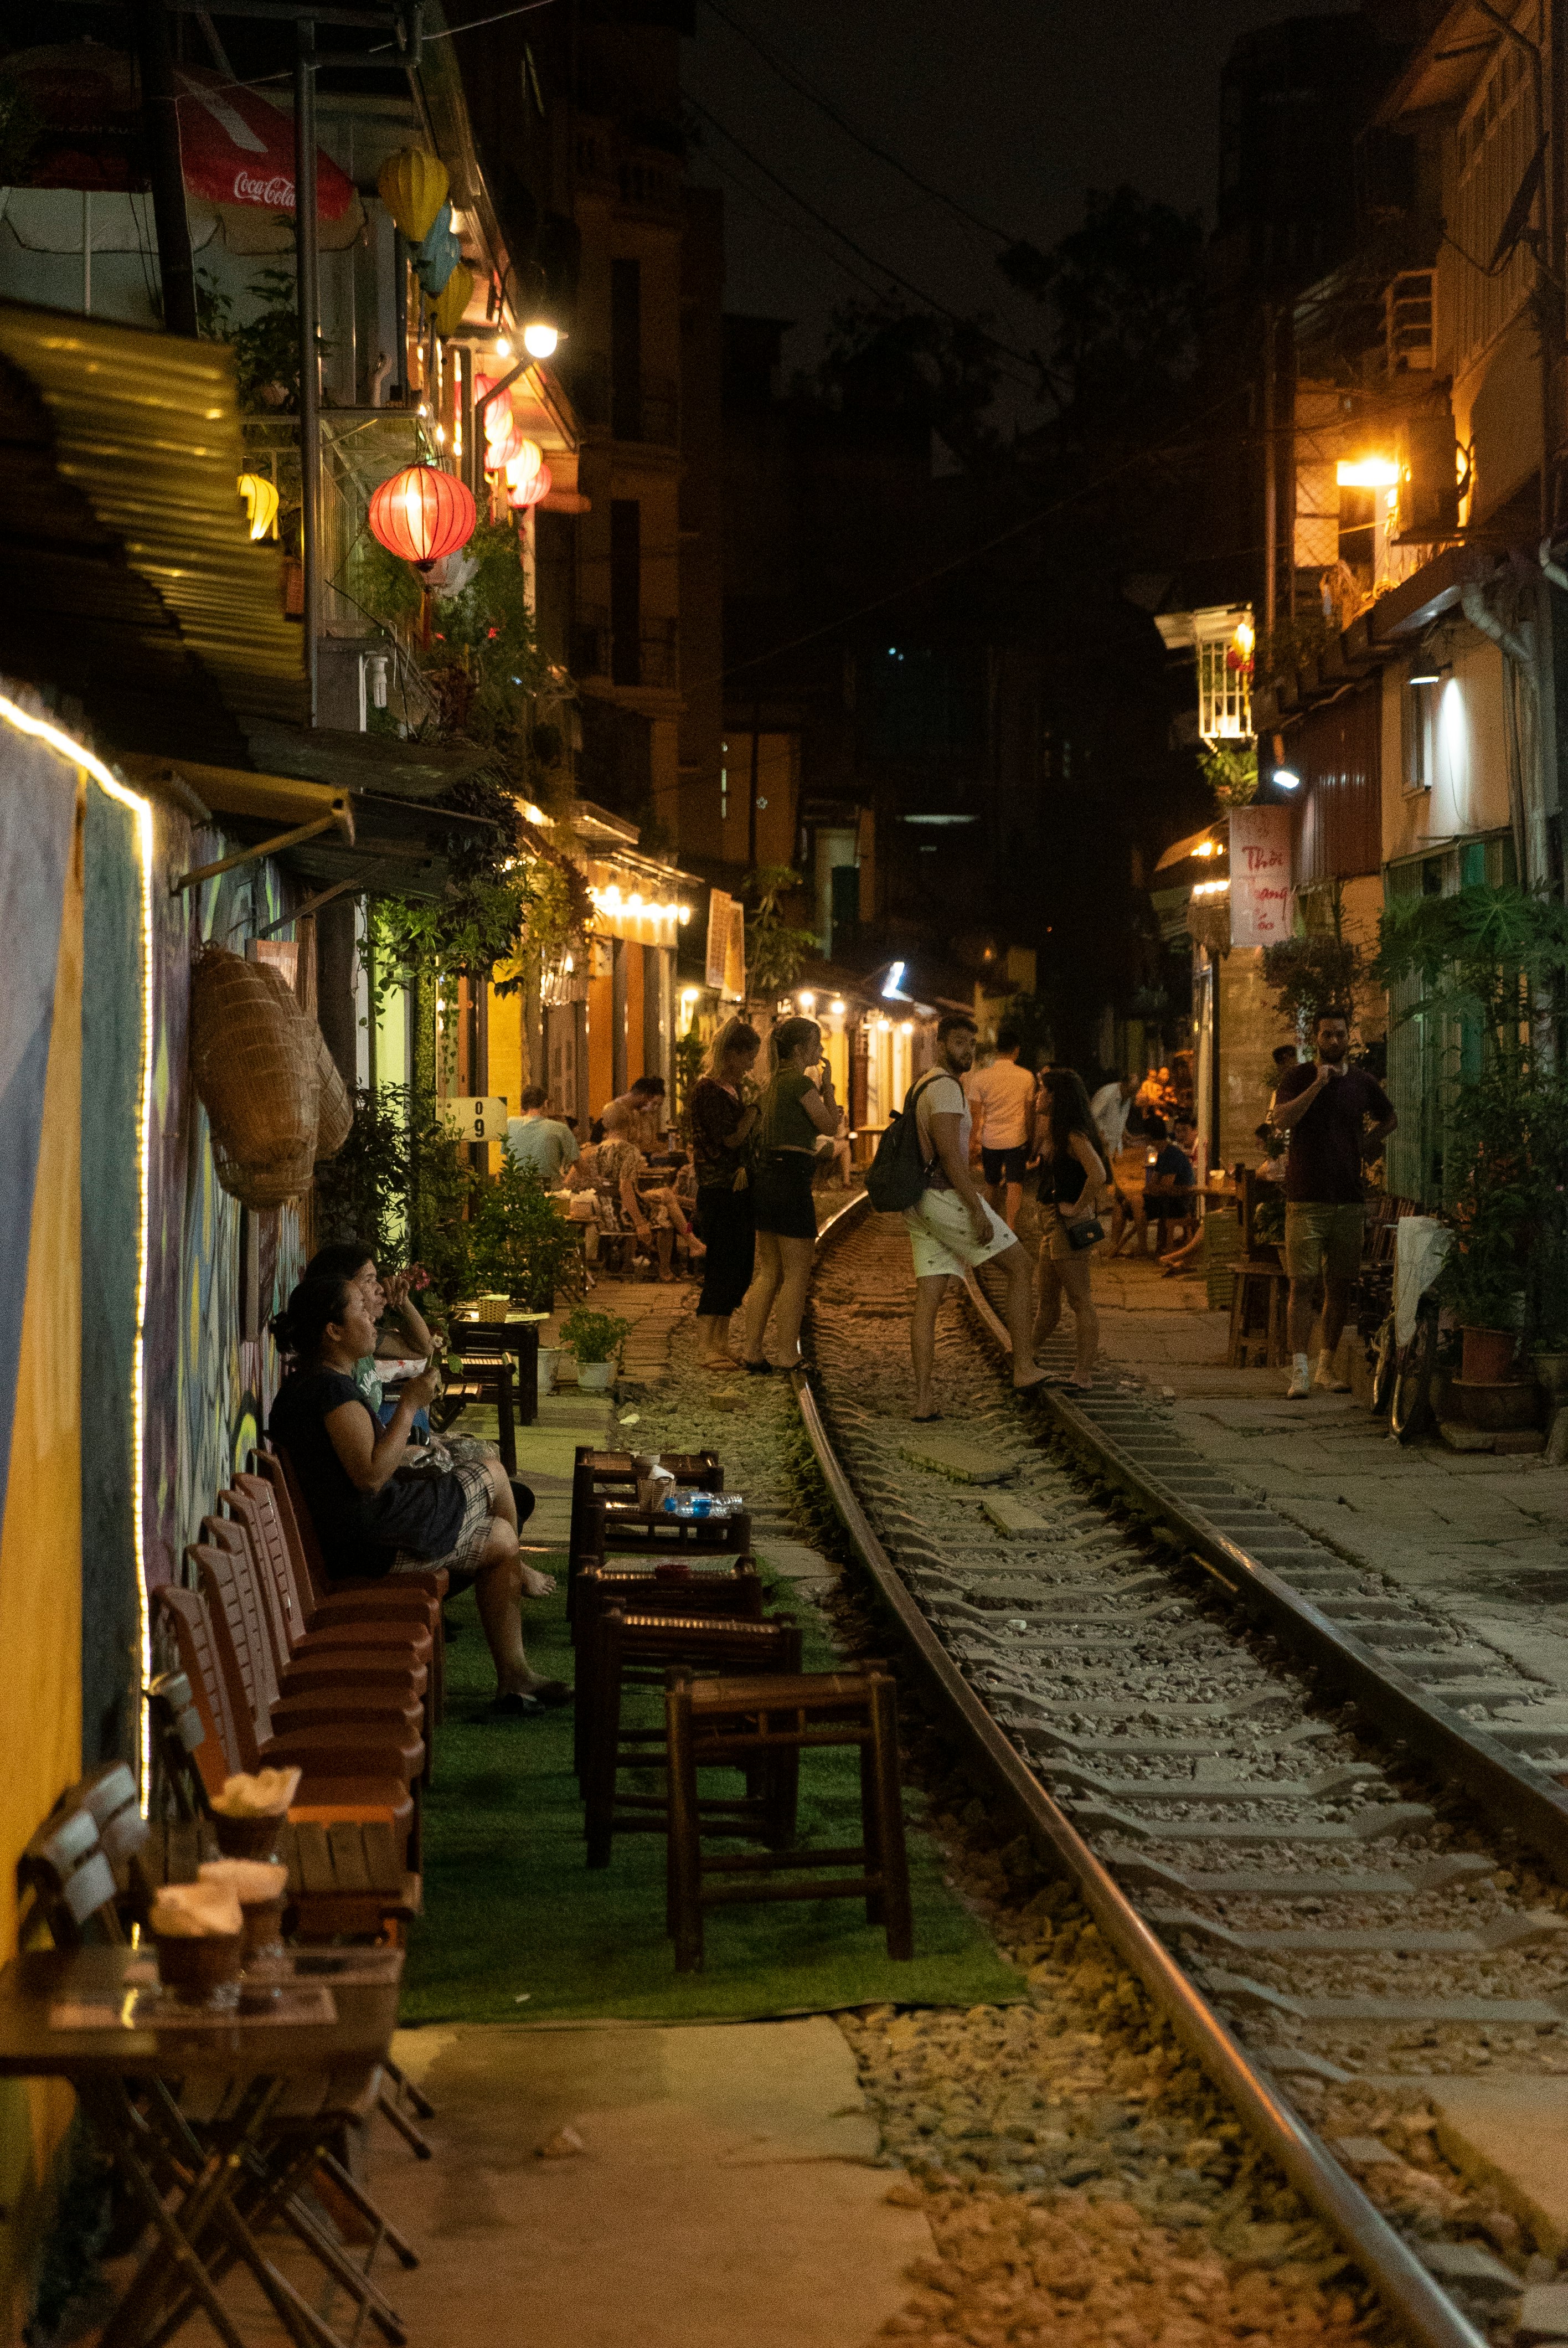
1229;805;1293;948
705;889;734;990
724;901;746;1002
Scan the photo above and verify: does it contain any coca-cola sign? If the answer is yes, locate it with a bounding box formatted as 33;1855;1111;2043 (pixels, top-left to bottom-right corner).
233;167;294;208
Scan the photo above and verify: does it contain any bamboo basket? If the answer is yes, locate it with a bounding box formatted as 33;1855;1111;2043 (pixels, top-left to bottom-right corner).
313;1032;353;1159
190;948;319;1207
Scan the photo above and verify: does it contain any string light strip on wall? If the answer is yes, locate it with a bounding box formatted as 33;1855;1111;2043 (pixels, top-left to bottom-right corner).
0;693;155;1813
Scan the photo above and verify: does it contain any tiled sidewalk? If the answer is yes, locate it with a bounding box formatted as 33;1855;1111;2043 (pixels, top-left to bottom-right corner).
1092;1247;1568;1696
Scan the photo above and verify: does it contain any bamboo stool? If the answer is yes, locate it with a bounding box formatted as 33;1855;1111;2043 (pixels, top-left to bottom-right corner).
664;1664;914;1972
581;1606;802;1868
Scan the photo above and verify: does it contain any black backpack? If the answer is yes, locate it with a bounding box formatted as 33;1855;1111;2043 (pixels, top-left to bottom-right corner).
865;1070;946;1214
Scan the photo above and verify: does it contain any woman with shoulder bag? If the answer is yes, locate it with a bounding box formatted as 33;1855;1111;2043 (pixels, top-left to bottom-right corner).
1030;1065;1107;1391
685;1016;763;1367
742;1015;842;1370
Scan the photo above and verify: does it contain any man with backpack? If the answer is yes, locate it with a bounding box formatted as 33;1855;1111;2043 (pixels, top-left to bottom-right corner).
869;1010;1049;1421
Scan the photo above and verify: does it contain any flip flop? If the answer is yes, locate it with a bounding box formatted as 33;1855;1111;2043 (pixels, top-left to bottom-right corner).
744;1360;775;1375
525;1680;574;1707
911;1411;943;1423
486;1692;543;1720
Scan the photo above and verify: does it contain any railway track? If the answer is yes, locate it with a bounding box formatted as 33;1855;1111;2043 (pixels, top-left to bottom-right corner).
796;1196;1568;2348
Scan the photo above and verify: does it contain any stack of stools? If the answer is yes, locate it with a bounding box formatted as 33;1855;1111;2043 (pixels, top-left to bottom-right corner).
665;1662;914;1972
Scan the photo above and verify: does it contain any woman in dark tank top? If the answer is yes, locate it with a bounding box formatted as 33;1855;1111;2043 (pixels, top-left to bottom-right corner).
1030;1067;1107;1391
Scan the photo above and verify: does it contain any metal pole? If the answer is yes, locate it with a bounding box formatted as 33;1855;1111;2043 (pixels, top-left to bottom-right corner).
133;0;199;337
295;14;322;726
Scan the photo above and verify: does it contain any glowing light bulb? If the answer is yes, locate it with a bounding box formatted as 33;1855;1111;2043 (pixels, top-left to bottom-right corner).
523;321;559;359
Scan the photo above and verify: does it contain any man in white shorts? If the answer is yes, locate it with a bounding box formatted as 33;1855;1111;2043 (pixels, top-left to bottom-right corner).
905;1011;1050;1421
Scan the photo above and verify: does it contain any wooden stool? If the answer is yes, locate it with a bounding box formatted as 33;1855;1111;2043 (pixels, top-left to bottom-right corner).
1227;1258;1290;1368
568;1449;724;1623
665;1665;914;1972
573;1559;765;1775
570;1496;751;1633
581;1607;802;1867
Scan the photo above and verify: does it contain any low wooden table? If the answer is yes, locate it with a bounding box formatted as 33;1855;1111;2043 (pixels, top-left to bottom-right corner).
0;1945;401;2348
135;1819;419;1941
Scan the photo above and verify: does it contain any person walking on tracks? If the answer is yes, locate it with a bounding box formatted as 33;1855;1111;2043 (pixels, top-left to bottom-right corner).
1030;1066;1108;1391
966;1027;1038;1232
1272;1008;1397;1400
898;1011;1049;1421
687;1016;762;1368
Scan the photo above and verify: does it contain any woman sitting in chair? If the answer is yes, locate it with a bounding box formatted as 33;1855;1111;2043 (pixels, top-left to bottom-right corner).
270;1274;566;1718
594;1101;704;1283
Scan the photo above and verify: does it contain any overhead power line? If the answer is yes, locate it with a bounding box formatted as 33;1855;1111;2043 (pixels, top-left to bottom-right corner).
684;94;1038;384
695;0;1015;246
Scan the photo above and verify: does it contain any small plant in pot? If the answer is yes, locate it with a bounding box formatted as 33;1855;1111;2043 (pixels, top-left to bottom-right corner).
558;1305;630;1391
468;1158;587;1313
1437;1222;1523;1386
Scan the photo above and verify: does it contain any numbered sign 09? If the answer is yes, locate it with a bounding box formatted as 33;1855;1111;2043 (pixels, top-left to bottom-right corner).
439;1096;509;1143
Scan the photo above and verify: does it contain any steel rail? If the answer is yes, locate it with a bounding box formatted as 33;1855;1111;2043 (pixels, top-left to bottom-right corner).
792;1204;1487;2348
957;1269;1568;1888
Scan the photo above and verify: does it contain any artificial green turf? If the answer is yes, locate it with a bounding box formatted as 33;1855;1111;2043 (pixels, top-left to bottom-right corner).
401;1562;1024;2023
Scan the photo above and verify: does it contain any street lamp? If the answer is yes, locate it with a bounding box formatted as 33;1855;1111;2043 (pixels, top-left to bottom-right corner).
523;320;560;359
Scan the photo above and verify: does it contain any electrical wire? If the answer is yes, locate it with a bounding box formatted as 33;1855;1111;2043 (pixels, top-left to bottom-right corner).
695;143;898;306
684;94;1040;385
697;390;1240;690
695;0;1015;246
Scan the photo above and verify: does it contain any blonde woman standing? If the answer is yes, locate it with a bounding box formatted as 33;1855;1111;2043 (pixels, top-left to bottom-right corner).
742;1016;841;1370
1030;1065;1107;1391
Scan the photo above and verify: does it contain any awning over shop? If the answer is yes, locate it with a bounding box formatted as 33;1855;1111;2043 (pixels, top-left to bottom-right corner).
0;300;305;763
1154;824;1226;872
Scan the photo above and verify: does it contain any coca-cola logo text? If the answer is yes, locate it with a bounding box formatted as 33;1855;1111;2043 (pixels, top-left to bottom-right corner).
234;168;293;207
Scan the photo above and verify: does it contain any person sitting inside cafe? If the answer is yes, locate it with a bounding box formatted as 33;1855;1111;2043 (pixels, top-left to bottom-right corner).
594;1101;704;1281
1143;1113;1200;1255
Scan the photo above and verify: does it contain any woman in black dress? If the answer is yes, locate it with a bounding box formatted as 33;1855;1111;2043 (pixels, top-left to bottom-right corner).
685;1017;762;1366
1029;1066;1107;1392
269;1275;564;1718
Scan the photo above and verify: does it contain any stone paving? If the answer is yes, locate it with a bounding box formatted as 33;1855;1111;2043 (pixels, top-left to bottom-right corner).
1090;1246;1568;1702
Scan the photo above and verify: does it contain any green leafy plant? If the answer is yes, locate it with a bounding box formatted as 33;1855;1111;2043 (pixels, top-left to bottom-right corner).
742;865;818;1002
673;1023;705;1121
313;1084;477;1307
1198;745;1257;809
466;1157;585;1311
558;1305;630;1364
1261;934;1364;1032
199;266;312;413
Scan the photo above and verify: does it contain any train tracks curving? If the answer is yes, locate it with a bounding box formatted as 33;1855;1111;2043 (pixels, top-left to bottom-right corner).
796;1196;1568;2348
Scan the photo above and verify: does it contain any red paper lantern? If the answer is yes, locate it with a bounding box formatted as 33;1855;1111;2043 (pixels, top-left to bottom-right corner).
508;459;553;511
368;465;476;572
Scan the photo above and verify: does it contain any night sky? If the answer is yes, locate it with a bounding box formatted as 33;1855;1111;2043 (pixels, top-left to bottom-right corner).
683;0;1359;383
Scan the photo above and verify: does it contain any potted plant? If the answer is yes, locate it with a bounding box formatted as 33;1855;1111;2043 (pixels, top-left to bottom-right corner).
467;1158;587;1314
1438;1216;1523;1386
559;1305;630;1392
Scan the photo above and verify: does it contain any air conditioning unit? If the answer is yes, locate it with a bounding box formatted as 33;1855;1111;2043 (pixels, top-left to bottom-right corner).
1395;410;1459;542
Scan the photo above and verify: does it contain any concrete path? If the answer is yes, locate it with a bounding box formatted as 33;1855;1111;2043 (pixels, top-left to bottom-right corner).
1092;1249;1568;1702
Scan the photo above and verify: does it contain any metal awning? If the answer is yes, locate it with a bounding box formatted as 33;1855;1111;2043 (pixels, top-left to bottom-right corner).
0;300;306;764
1154;824;1226;872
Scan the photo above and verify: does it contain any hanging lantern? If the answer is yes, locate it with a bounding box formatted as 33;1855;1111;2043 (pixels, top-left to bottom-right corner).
508;437;543;488
427;264;474;341
482;386;514;444
484;415;523;471
508;460;552;511
377;148;448;246
237;472;280;542
413;203;461;298
368;464;476;573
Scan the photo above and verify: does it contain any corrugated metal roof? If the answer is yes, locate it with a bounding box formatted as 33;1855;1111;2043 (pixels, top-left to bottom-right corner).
0;300;306;740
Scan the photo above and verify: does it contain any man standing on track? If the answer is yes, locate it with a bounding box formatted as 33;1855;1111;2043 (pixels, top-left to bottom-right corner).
965;1027;1038;1232
1272;1008;1396;1400
904;1011;1049;1421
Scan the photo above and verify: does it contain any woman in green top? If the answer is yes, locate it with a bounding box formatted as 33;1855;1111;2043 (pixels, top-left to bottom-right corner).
742;1016;842;1370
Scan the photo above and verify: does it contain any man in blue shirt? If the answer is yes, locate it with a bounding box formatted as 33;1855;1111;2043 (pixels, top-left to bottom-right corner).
505;1087;580;1185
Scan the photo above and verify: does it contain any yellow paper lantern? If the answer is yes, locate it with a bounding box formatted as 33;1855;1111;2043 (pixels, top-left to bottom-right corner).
237;472;280;542
377;147;449;246
427;264;474;341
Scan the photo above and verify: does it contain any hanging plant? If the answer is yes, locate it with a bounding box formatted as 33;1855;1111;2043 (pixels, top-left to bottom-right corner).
1198;744;1257;809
